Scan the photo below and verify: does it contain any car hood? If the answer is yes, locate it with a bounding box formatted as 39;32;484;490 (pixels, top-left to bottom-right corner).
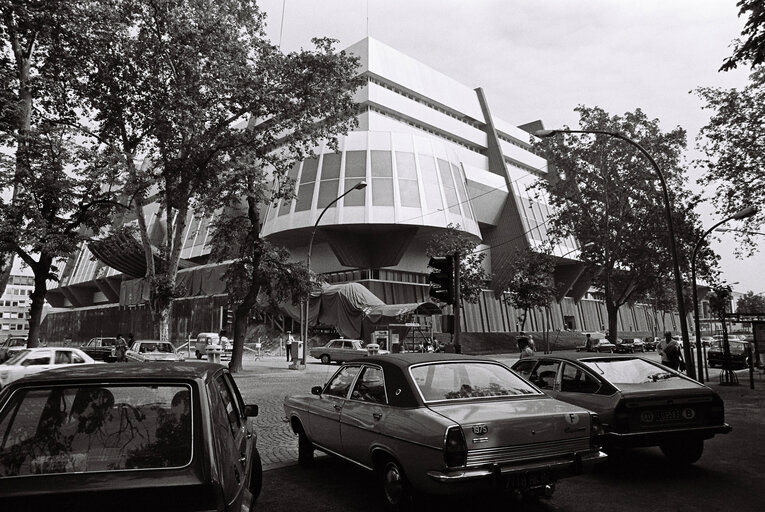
429;396;593;446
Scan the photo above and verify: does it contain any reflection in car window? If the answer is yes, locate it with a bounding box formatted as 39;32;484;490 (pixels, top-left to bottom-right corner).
0;384;192;476
411;362;538;402
324;366;361;398
351;366;387;404
512;360;536;379
6;350;30;365
583;358;680;383
214;375;242;435
21;352;51;366
560;363;601;393
54;351;72;364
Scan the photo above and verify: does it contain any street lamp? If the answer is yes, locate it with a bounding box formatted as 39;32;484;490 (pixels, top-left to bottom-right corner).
535;128;697;379
299;180;367;366
691;206;757;383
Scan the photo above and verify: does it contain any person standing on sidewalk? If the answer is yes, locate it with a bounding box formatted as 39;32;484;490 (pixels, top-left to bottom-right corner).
285;333;292;362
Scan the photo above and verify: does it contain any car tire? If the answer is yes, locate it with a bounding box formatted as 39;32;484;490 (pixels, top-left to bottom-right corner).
249;449;263;504
660;438;704;465
297;428;315;467
378;457;414;512
320;354;331;365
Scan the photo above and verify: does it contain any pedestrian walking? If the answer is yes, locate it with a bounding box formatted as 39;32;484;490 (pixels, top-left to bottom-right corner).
518;337;534;359
115;333;128;362
585;333;593;352
285;332;292;362
661;332;683;370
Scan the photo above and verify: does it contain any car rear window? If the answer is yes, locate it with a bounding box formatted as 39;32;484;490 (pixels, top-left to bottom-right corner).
583;358;681;383
410;361;539;402
0;383;192;477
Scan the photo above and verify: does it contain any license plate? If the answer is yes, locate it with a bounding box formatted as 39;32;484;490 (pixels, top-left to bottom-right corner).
640;408;695;423
507;469;551;490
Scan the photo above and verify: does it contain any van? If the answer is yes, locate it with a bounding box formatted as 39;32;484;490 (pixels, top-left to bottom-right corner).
194;332;220;359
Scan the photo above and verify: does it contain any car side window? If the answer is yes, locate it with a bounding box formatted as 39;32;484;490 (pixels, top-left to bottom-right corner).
54;351;72;364
513;360;536;379
343;341;354;349
560;363;601;394
21;352;51;366
71;352;85;364
351;366;387;404
530;361;560;390
324;366;361;398
214;375;242;435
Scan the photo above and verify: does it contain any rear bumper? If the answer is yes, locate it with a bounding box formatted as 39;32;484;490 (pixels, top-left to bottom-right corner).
601;424;732;448
426;449;607;489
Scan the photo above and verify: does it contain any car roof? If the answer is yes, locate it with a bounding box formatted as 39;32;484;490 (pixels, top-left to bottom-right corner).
511;353;648;364
7;362;223;385
352;352;495;368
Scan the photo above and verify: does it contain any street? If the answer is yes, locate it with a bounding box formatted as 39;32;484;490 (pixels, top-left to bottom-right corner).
228;351;765;512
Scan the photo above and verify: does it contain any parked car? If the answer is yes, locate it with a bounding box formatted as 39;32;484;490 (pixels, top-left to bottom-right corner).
699;336;715;347
707;340;750;369
0;347;95;389
0;336;27;363
512;354;732;464
614;338;633;353
284;353;606;509
193;332;233;360
576;332;615;353
126;341;185;362
643;337;660;351
0;362;262;511
80;337;118;362
309;338;389;364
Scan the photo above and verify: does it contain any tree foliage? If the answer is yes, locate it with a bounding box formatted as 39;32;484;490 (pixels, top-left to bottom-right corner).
736;291;765;314
533;106;706;340
695;68;765;256
425;224;487;305
495;248;556;331
720;0;765;71
707;285;733;319
0;0;125;346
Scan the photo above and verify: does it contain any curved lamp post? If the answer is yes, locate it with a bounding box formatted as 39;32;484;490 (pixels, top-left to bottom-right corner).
300;180;367;366
691;206;758;383
535;128;697;379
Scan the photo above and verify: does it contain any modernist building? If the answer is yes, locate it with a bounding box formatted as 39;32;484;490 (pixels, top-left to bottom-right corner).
43;38;680;342
1;259;34;340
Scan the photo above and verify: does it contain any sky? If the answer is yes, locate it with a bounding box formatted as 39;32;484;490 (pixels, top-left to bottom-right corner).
256;0;763;295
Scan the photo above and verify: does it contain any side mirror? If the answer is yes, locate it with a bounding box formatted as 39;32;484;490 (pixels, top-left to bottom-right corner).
244;404;259;417
311;386;323;395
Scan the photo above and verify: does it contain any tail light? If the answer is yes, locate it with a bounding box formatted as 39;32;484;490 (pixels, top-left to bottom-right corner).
444;426;467;468
589;413;603;448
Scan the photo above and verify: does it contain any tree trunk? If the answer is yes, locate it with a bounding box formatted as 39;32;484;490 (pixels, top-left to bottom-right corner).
606;301;620;343
26;254;52;348
158;306;171;342
228;302;251;373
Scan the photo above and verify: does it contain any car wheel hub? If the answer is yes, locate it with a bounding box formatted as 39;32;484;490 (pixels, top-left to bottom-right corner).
383;463;403;504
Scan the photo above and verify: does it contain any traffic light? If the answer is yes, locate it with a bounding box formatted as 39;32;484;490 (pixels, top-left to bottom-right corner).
428;256;455;305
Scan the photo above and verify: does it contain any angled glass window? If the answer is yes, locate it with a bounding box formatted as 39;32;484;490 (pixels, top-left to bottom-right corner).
321;153;342;180
372;177;394;206
396;152;420;208
344;178;366;207
438;159;460;214
318;179;340;209
345;151;366;178
300;157;319;184
419;155;443;211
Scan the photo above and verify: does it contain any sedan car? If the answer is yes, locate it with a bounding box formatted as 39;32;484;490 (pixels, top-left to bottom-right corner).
512;355;731;465
0;363;262;511
80;337;118;362
643;337;660;351
309;338;389;364
126;341;185;362
284;353;606;509
707;340;750;369
0;337;27;363
0;347;95;389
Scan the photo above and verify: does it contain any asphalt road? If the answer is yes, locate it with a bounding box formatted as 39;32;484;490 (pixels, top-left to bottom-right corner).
227;350;765;512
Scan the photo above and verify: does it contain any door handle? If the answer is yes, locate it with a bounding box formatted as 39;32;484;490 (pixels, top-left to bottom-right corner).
373;413;382;420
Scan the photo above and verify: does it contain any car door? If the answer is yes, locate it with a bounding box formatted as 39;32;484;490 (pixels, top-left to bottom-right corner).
527;360;561;393
310;365;360;452
340;365;388;465
209;372;249;510
552;362;608;414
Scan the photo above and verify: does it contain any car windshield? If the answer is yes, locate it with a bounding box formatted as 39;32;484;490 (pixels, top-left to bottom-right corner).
9;339;26;347
583;358;679;383
0;383;192;477
4;350;30;365
410;361;539;402
139;343;174;353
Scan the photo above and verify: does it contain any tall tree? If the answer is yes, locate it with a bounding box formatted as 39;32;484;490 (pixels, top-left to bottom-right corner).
533;106;704;342
425;224;487;305
720;0;765;71
736;291;765;314
695;68;765;256
1;0;125;346
202;36;365;372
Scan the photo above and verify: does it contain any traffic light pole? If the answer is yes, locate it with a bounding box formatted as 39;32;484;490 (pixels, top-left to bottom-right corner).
453;252;461;354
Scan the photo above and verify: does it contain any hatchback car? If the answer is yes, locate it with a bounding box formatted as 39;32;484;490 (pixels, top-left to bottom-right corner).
0;363;262;511
512;355;731;465
309;338;389;364
0;347;95;389
284;353;606;510
707;340;750;369
126;341;185;362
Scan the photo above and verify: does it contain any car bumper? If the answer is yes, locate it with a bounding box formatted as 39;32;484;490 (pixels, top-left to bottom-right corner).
600;424;733;448
426;450;607;491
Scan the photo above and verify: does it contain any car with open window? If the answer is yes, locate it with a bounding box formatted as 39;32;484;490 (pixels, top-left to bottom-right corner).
284;353;606;510
511;354;731;465
126;340;185;362
0;348;95;389
0;362;262;511
79;337;118;362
